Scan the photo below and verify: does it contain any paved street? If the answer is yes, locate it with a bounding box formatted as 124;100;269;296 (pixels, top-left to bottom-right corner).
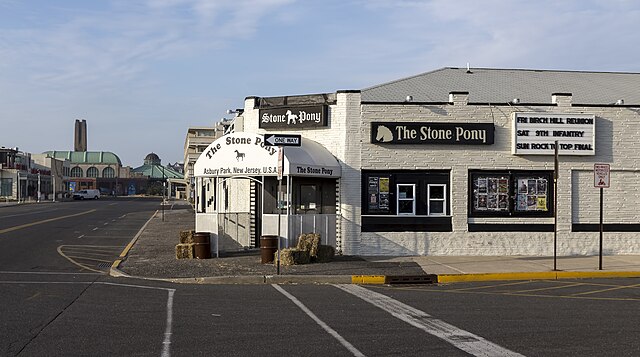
1;200;639;356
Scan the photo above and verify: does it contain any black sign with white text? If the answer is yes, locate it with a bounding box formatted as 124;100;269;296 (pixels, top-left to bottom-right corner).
264;134;302;147
371;122;495;145
259;105;328;129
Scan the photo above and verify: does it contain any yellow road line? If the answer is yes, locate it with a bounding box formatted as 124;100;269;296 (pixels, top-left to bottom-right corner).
375;283;640;302
0;209;97;235
118;210;157;258
438;272;558;283
451;280;533;291
569;283;640;296
509;282;586;294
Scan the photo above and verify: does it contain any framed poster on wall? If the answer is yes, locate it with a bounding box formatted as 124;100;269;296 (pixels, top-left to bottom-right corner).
469;170;553;217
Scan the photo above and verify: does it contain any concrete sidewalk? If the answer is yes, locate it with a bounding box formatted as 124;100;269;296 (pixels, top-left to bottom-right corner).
111;200;640;284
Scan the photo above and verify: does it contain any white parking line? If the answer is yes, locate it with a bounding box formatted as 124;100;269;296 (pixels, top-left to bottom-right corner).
335;284;525;357
161;289;175;357
0;271;101;275
272;284;365;357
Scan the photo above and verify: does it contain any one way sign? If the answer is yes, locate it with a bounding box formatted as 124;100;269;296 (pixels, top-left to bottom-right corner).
264;134;302;147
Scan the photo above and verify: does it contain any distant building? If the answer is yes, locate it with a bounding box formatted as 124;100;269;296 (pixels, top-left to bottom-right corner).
167;162;184;175
43;119;131;195
0;147;60;201
132;153;185;198
43;150;125;194
74;119;87;152
183;123;230;201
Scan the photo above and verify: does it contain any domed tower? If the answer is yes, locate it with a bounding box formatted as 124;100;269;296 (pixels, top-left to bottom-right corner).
144;152;161;166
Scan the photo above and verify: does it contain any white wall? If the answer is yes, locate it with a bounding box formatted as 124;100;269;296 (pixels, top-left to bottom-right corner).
358;94;640;256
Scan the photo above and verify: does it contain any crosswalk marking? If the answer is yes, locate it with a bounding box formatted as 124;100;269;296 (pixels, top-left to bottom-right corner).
335;284;525;357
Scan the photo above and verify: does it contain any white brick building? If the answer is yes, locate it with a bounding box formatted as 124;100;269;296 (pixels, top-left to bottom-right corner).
194;67;640;256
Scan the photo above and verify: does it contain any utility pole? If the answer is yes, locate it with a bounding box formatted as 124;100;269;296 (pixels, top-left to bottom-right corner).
37;171;41;203
162;165;165;222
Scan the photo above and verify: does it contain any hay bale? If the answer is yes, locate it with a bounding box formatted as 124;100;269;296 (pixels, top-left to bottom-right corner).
179;229;195;244
276;248;310;266
315;245;335;263
296;233;321;258
175;243;195;259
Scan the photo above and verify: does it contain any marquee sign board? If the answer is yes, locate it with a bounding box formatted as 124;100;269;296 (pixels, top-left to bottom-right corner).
512;113;596;155
259;105;328;129
371;122;495;145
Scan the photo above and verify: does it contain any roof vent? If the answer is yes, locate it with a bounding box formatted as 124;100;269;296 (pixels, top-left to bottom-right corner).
466;63;473;74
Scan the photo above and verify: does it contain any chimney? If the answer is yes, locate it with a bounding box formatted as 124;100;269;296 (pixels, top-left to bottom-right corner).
74;119;87;152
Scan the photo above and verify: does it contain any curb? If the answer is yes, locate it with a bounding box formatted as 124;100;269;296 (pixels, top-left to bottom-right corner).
109;210;158;278
107;270;640;285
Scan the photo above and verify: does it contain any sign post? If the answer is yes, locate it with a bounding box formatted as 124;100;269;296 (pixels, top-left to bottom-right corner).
553;141;559;271
594;163;610;270
264;134;301;275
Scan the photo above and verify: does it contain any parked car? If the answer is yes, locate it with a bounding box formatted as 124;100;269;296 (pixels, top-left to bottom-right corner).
73;189;101;200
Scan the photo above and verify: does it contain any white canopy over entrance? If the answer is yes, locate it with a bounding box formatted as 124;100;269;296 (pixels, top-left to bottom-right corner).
193;132;341;257
194;132;341;178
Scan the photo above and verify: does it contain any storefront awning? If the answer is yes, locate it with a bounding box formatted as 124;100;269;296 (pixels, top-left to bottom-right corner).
194;132;341;178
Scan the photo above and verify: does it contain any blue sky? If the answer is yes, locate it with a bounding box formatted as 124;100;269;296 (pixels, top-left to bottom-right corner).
1;0;639;166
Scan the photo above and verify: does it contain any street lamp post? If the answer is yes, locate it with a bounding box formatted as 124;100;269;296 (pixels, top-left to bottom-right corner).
37;171;41;203
115;166;118;197
162;165;165;222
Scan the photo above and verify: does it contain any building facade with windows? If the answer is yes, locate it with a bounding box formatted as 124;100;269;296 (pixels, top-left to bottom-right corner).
183;123;233;202
43;150;124;194
194;67;640;256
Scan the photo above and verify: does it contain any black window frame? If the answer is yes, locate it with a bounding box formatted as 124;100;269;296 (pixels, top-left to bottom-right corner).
362;170;452;232
468;170;554;218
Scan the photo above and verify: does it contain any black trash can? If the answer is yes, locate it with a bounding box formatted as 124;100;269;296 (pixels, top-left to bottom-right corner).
193;232;211;259
260;235;279;264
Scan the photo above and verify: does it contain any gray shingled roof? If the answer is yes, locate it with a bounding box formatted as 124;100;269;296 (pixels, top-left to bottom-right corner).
361;67;640;105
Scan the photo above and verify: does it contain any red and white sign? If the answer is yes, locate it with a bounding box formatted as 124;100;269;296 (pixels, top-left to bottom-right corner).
277;147;283;180
594;163;610;188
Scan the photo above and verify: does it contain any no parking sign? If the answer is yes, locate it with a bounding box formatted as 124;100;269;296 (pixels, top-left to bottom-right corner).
594;164;610;188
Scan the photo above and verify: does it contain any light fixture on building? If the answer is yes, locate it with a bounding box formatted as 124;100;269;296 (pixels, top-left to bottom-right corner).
510;98;520;105
615;99;624;105
226;109;244;115
405;95;413;102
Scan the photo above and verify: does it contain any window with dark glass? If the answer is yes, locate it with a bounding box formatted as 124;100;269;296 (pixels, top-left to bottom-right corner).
70;166;83;177
86;167;99;178
0;178;12;196
102;167;115;178
361;170;452;232
397;184;415;215
298;184;317;213
428;184;446;216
